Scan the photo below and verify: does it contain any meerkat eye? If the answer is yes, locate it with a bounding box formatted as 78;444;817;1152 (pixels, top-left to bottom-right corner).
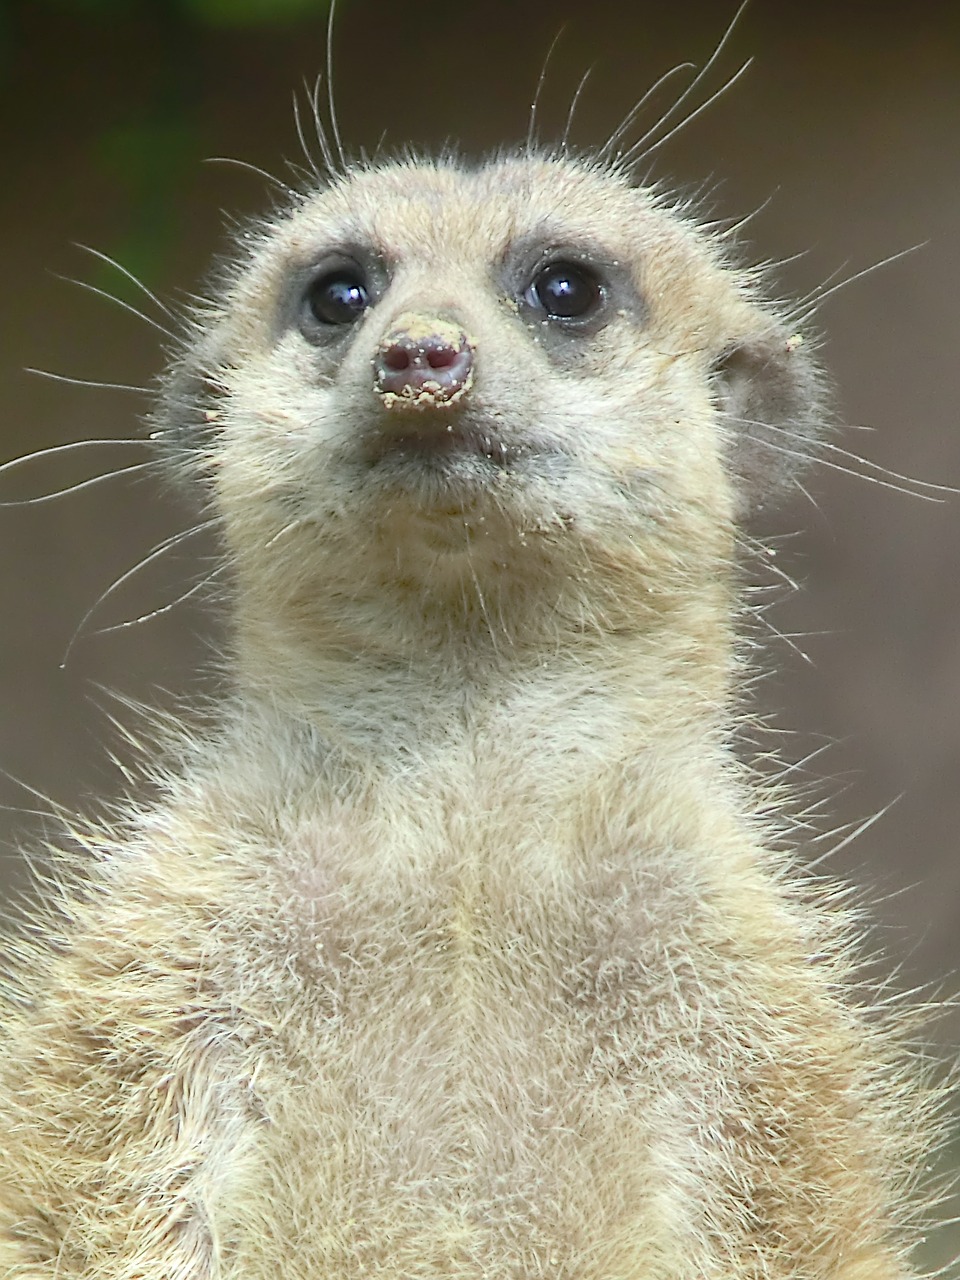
305;268;371;326
527;261;602;320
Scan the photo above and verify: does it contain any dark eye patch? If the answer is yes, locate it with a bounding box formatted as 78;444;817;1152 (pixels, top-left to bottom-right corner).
290;249;386;346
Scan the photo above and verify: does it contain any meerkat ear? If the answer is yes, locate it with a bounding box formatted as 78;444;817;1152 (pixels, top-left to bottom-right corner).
712;327;828;514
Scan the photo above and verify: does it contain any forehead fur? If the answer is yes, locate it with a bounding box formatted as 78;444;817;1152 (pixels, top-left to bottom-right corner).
297;155;648;238
268;155;711;266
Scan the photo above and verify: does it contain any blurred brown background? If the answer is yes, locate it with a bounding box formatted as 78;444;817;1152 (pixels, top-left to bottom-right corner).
0;0;958;1150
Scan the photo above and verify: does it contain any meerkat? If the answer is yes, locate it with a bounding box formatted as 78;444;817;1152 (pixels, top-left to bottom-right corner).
0;125;937;1278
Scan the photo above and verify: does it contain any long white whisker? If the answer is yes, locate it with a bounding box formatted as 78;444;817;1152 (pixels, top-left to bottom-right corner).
527;26;567;153
0;767;72;822
0;460;157;507
325;0;346;170
204;155;295;195
60;517;222;669
714;191;776;239
812;454;945;500
596;63;694;163
816;436;958;494
52;273;177;341
0;804;61;823
0;438;151;478
618;0;750;163
804;800;901;872
789;263;847;310
561;65;594;153
71;243;179;321
25;367;149;395
741;427;950;502
622;58;753;167
91;561;229;637
754;414;959;496
292;88;322;182
793;245;926;319
307;73;338;177
753;610;814;665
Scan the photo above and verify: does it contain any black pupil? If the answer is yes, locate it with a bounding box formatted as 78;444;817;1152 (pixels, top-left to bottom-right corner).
309;272;369;325
534;263;599;319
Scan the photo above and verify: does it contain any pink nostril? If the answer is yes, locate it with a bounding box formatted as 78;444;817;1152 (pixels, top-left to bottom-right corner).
374;318;475;407
382;345;411;373
425;346;457;371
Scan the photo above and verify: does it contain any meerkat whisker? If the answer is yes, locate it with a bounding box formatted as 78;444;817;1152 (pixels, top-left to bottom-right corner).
24;367;150;395
324;0;346;173
794;244;927;318
91;561;230;638
596;62;695;164
749;415;958;498
306;72;340;179
526;26;568;153
559;64;595;154
0;459;158;507
59;517;222;668
69;243;181;322
616;0;751;163
292;86;324;184
0;438;152;477
204;155;297;197
621;57;754;168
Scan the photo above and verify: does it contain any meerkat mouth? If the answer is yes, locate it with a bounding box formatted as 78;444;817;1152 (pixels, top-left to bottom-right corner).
357;413;522;539
365;415;511;470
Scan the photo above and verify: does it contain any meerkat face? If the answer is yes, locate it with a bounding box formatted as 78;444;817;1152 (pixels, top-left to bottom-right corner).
160;155;822;639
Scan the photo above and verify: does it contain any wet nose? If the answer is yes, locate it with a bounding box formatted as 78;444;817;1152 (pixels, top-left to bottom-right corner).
373;314;475;408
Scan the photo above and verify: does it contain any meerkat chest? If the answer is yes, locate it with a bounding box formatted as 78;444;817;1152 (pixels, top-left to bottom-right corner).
219;759;722;1069
198;787;746;1280
240;798;611;1047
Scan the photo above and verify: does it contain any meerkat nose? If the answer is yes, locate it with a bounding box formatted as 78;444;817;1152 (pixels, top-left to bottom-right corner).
373;312;475;408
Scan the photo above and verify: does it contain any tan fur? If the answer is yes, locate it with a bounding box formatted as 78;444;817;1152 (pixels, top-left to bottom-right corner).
0;152;929;1279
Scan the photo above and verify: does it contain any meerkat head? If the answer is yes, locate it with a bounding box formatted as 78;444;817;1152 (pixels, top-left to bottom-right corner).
157;154;824;667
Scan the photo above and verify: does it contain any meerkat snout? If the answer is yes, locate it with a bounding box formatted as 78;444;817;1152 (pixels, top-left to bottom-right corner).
374;313;476;408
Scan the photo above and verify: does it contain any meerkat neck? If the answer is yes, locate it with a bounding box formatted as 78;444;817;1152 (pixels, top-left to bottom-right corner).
227;575;737;786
